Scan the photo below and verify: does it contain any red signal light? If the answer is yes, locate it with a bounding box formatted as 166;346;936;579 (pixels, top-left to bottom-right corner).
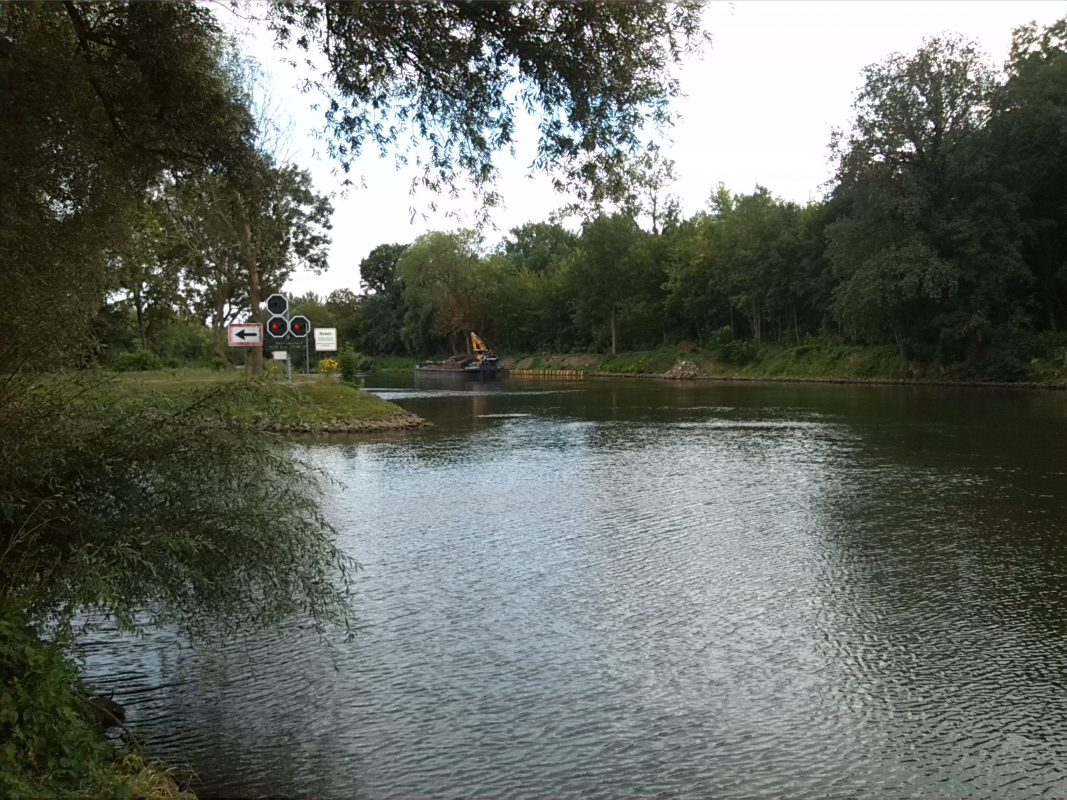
289;316;311;338
267;316;288;337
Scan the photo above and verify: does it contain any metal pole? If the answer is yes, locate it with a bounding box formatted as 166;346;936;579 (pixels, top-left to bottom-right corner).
306;335;310;375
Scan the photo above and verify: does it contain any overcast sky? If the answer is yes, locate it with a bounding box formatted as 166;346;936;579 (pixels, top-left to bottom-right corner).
217;1;1065;298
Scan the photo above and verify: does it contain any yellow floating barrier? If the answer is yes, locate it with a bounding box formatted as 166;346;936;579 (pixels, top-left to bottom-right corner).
510;369;585;380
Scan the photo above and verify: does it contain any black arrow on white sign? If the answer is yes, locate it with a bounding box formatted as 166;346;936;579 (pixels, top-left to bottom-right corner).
235;329;258;340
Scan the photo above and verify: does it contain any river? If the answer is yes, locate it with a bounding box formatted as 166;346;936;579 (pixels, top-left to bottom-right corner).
80;376;1067;799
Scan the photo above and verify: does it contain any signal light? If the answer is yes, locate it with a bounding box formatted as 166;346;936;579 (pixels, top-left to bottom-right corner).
266;293;288;316
289;316;311;337
267;316;288;337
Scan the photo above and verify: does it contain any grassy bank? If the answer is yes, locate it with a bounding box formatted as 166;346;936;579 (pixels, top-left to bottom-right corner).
96;368;429;432
506;341;1067;387
365;355;417;372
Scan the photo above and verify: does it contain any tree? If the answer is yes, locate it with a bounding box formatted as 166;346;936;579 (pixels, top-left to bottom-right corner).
714;187;804;345
356;244;409;354
105;200;185;354
359;243;408;295
988;17;1067;331
624;145;680;235
324;289;364;350
267;2;707;207
0;379;351;638
398;231;486;353
0;2;253;368
664;213;732;343
500;222;578;274
569;214;644;354
828;35;1030;358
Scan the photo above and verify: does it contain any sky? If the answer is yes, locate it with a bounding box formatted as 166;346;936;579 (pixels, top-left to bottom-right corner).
215;1;1066;298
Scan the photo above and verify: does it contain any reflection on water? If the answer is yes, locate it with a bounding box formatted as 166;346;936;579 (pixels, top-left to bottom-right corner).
80;379;1067;799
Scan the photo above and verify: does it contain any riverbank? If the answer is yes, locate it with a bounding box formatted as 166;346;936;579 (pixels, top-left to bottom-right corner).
98;369;431;432
504;342;1067;388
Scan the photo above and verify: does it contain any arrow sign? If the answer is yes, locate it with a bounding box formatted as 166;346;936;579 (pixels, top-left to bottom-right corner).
228;323;263;348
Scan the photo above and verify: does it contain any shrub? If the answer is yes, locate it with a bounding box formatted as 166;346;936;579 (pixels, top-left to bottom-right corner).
152;320;212;364
0;610;196;799
708;325;735;349
0;611;112;798
318;357;341;375
114;350;162;372
710;338;756;365
337;348;372;381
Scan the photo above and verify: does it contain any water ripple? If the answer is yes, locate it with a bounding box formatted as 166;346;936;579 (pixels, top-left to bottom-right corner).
79;381;1067;799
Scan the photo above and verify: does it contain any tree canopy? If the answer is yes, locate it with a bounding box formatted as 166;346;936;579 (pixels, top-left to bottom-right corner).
267;1;707;205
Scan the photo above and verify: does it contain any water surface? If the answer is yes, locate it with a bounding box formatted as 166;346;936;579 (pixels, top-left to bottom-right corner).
82;377;1067;798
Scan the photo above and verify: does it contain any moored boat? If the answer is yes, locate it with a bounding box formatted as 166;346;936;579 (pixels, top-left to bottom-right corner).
415;333;509;379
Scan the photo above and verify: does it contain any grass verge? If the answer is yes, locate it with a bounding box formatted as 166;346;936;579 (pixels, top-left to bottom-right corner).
505;341;1067;387
94;369;429;432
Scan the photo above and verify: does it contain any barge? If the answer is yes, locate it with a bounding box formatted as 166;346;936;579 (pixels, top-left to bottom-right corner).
415;333;509;380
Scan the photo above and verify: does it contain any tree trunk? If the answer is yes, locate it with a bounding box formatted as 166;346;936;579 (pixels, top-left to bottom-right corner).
610;307;617;355
237;191;263;375
132;284;148;351
212;291;227;363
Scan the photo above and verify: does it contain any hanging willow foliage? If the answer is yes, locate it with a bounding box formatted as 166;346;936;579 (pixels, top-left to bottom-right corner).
0;376;354;639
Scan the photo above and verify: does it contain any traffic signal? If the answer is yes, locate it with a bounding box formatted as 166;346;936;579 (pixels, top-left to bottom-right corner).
267;316;288;338
289;316;311;337
266;293;288;316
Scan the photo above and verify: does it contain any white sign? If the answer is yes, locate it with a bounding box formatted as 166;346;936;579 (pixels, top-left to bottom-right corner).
271;350;288;360
227;323;262;347
314;328;338;352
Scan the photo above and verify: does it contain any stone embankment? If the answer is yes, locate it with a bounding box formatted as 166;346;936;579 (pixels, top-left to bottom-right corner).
663;361;700;380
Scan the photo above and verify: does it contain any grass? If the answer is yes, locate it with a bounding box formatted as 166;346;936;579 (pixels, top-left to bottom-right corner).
95;368;407;427
368;355;417;372
505;340;1067;386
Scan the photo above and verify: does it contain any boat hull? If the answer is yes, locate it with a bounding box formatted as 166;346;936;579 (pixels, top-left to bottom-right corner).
414;364;509;379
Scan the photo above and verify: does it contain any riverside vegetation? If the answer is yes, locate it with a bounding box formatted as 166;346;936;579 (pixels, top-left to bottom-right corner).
86;19;1067;386
1;2;707;796
268;20;1067;387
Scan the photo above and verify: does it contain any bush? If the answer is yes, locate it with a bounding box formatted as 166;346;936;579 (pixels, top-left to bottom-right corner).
0;610;196;799
0;611;112;798
337;348;372;381
114;350;163;372
708;325;735;349
713;339;757;365
152;320;212;364
318;358;340;375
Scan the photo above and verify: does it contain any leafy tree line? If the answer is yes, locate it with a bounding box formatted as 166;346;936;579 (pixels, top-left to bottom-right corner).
305;20;1064;378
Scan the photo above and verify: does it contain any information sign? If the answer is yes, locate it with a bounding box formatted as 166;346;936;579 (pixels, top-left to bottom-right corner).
314;328;338;352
